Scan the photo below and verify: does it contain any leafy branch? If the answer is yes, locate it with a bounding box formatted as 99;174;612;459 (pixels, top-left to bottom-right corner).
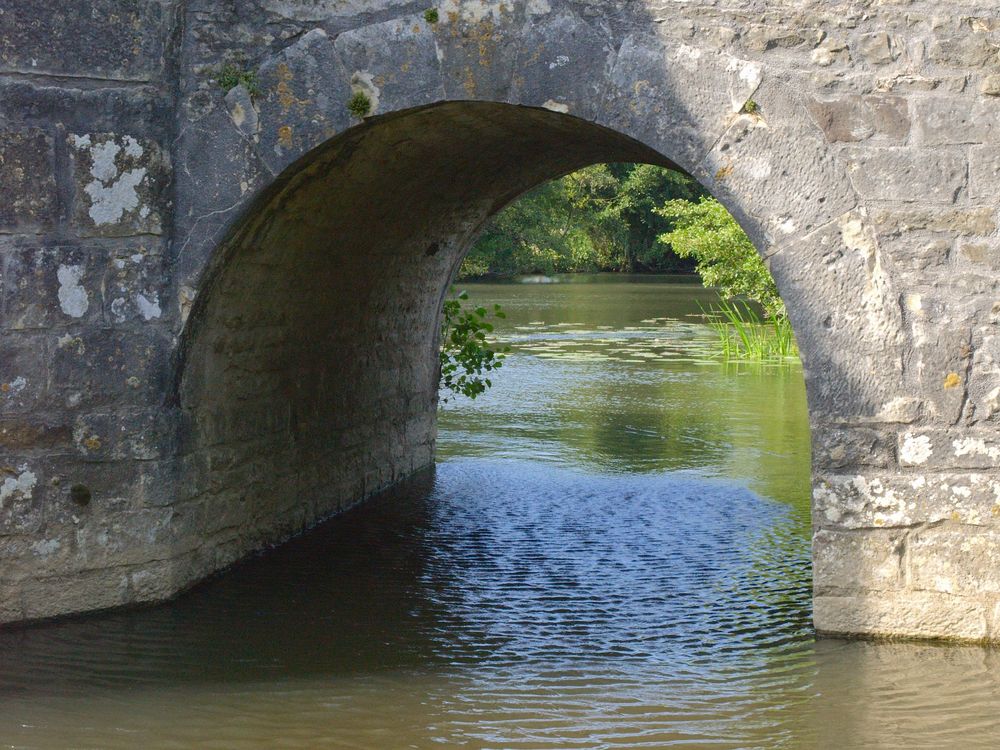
439;290;509;402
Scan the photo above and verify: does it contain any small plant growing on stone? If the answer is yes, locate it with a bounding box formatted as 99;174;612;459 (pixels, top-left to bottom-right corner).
347;91;373;119
741;99;760;115
217;63;261;98
424;8;439;23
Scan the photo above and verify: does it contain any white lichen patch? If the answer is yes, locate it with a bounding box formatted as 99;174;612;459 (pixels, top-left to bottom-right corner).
123;135;143;158
953;437;1000;460
439;0;508;23
136;293;162;321
71;134;152;227
350;70;381;115
548;55;570;70
4;376;27;395
85;167;147;225
725;58;763;112
900;433;933;465
0;467;37;505
31;539;61;557
179;286;197;326
110;297;128;323
57;264;89;318
526;0;551;14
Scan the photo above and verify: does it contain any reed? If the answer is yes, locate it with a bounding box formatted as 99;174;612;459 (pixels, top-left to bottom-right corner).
701;300;798;360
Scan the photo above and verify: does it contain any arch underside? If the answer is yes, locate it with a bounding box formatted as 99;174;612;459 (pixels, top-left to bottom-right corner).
177;102;673;574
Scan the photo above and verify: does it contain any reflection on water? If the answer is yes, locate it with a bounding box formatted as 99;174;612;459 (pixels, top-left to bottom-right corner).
2;275;1000;748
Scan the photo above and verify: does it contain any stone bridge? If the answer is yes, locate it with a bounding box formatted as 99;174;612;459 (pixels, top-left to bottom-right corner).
1;0;999;640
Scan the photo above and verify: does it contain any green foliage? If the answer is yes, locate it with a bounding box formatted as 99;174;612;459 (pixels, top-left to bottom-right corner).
702;300;797;360
460;163;706;279
347;91;372;118
741;99;759;115
656;197;784;318
424;7;439;23
217;63;260;98
440;290;509;401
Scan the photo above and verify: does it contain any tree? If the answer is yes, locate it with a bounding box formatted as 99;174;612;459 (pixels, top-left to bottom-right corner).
603;164;704;271
656;197;784;318
459;163;704;278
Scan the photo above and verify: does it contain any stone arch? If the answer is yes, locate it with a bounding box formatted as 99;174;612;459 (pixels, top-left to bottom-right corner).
13;0;1000;641
170;9;902;637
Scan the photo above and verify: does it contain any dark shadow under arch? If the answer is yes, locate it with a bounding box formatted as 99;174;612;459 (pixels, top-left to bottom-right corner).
171;100;787;587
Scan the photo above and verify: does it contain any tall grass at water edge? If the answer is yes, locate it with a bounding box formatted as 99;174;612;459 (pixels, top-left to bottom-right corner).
701;300;798;361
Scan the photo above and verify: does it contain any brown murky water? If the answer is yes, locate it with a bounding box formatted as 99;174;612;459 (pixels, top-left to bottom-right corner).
2;276;999;749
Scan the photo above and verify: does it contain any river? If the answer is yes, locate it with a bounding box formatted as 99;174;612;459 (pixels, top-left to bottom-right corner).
1;275;999;748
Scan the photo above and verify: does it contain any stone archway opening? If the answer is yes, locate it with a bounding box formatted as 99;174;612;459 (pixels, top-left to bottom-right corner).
174;101;693;567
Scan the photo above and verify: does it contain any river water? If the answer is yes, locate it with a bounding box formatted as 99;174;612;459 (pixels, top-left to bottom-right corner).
2;275;1000;748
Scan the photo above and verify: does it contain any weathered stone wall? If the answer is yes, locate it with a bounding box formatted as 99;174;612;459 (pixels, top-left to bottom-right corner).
1;0;1000;641
0;0;183;619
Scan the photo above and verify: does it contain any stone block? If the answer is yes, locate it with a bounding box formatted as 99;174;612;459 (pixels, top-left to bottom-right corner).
744;24;807;52
21;569;129;622
0;81;169;135
855;32;898;65
0;0;171;80
807;94;908;143
982;75;1000;97
914;97;1000;146
0;335;47;415
434;0;525;101
334;13;445;114
768;213;904;419
73;506;176;569
905;322;971;424
956;238;1000;267
970;145;1000;202
870;206;996;237
0;129;56;233
2;246;104;329
929;34;999;68
510;9;612;120
910;526;1000;597
49;329;169;411
102;248;169;326
808;96;870;142
899;430;1000;470
812;427;894;470
255;29;353;176
845;147;966;203
813;528;905;593
0;419;71;451
814;592;989;641
255;0;413;24
869;96;910;139
814;472;1000;529
68;133;170;237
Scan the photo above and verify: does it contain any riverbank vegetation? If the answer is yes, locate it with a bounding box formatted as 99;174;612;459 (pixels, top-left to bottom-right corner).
457;163;796;361
459;164;704;278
